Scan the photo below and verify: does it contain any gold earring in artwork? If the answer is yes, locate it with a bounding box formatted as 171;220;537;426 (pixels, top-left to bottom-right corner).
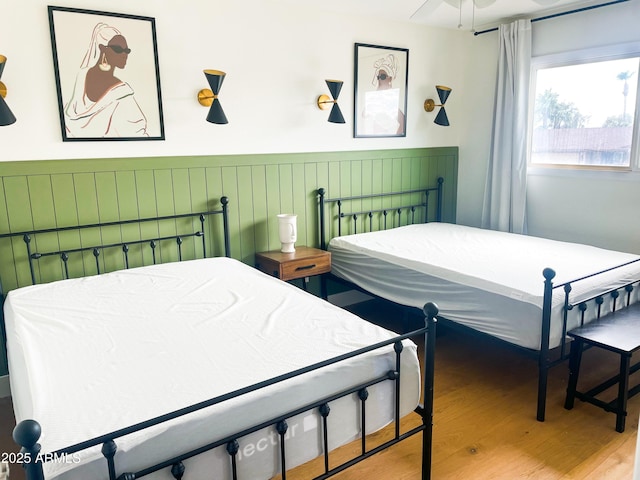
98;53;111;72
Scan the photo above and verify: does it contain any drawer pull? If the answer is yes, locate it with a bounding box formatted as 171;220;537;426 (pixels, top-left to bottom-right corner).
295;264;316;271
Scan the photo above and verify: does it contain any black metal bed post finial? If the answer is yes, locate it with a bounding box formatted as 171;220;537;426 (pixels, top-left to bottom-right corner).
13;420;45;480
220;196;231;257
422;302;438;480
318;188;326;250
538;267;556;422
101;439;118;480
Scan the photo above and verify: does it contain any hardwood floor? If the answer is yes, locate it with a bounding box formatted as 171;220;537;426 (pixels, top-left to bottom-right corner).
0;299;638;479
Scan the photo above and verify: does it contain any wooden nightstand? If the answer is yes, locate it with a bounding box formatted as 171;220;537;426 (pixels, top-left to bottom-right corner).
255;246;331;298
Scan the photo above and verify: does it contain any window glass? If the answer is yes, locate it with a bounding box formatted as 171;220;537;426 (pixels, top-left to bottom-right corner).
530;57;639;169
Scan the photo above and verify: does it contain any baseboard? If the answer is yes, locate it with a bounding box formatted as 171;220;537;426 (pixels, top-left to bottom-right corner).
328;289;373;307
0;375;9;399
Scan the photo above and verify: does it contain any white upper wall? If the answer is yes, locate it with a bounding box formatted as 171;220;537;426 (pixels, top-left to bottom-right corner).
458;0;640;254
0;0;470;162
2;0;638;253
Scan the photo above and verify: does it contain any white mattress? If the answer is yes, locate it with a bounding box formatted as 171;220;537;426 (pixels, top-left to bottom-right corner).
5;257;420;480
328;223;640;350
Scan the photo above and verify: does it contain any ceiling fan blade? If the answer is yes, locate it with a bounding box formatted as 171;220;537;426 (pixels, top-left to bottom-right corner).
410;0;445;19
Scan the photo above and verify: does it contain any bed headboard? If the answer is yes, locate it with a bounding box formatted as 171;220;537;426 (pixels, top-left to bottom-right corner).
317;177;444;250
0;196;230;288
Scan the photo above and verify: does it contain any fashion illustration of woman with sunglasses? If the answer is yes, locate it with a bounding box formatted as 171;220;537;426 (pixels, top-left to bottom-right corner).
64;22;148;137
361;54;405;135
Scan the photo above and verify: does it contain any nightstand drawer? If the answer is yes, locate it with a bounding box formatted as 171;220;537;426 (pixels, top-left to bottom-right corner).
280;253;331;281
255;247;331;282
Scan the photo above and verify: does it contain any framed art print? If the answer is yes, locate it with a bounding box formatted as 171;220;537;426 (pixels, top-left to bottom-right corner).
354;43;408;138
48;6;165;141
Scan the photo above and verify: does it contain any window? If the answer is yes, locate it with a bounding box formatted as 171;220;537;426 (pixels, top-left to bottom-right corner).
529;45;640;171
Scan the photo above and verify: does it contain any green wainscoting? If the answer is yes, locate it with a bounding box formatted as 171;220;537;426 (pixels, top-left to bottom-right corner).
0;147;458;376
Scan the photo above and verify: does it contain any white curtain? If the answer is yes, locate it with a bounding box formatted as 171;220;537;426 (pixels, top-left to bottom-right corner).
481;19;531;234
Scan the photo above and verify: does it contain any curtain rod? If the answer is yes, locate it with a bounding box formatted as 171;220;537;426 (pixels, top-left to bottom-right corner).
473;0;630;36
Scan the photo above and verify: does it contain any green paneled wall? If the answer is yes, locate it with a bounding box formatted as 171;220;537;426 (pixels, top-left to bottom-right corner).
0;147;458;376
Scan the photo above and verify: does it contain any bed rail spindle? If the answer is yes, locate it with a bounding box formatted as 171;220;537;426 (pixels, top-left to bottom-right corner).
596;296;604;318
23;234;37;285
276;420;288;479
122;244;130;269
170;461;185;480
579;302;587;327
93;248;101;274
611;290;619;313
176;237;183;261
337;200;343;237
368;212;373;232
436;177;444;222
319;403;331;474
358;389;369;454
318;188;327;249
561;284;572;358
396;208;401;228
226;440;240;480
150;240;157;264
411;206;416;224
383;210;388;229
61;252;70;279
101;440;118;480
625;284;634;307
199;214;206;257
424;190;430;223
352;214;358;234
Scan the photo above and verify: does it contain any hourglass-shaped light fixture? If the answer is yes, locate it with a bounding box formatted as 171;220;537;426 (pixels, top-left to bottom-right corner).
316;80;345;124
197;69;228;124
0;55;16;126
424;85;452;127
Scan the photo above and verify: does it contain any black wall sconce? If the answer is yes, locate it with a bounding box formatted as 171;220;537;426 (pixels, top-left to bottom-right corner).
0;55;16;126
317;80;345;124
424;85;452;126
198;70;228;124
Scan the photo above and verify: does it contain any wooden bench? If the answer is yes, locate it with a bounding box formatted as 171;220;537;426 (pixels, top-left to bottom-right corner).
564;302;640;432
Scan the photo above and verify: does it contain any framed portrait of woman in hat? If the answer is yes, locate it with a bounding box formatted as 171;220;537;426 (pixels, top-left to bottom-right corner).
354;43;409;138
48;6;165;141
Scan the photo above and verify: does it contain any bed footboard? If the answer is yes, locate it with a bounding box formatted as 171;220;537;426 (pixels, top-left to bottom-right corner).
14;303;439;480
537;259;640;422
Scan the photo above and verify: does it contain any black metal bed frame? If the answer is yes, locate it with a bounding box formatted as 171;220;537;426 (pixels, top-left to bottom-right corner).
0;196;231;287
3;195;439;480
317;177;640;423
14;307;438;480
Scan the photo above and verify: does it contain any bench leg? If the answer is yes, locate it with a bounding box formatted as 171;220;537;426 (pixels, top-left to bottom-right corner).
615;354;631;433
564;339;583;410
